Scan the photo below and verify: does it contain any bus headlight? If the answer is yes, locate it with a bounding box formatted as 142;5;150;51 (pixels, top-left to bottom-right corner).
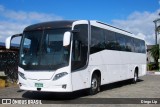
53;72;68;80
18;72;26;80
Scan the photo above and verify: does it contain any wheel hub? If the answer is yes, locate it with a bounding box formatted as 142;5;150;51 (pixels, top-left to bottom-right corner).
134;73;137;81
91;78;97;90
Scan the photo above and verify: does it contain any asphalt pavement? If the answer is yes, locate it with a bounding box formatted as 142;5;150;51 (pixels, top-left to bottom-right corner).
0;75;160;107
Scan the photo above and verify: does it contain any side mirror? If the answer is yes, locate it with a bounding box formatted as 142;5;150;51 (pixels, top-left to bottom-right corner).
6;36;12;49
5;34;22;49
63;31;71;46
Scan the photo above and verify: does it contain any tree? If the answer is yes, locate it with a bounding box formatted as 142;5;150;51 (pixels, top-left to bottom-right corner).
150;45;159;69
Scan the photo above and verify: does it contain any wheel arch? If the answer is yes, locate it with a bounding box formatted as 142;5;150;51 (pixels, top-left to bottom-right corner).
135;66;139;77
90;68;101;85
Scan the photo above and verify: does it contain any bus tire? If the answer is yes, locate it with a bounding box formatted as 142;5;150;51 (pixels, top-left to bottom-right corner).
132;71;138;84
89;74;100;95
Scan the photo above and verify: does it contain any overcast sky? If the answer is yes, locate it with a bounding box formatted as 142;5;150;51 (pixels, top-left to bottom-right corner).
0;0;160;45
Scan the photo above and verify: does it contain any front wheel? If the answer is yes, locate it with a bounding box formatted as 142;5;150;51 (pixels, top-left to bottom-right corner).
89;74;100;95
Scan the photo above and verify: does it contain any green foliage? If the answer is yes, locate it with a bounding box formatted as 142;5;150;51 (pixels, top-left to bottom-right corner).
150;45;159;69
147;63;157;70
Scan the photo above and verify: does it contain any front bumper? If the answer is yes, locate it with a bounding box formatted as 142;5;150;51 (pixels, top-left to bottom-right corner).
18;74;73;92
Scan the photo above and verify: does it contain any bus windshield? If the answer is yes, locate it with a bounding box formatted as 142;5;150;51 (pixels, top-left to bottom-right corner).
19;28;71;70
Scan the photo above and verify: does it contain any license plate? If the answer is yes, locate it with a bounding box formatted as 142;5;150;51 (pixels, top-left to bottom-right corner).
35;83;43;88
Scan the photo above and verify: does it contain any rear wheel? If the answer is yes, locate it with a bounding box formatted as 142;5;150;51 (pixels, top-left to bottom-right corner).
133;72;138;83
89;74;100;95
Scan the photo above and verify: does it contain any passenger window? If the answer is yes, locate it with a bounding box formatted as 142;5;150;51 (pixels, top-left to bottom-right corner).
104;30;116;50
91;26;105;54
140;40;146;53
125;36;134;52
134;39;141;53
115;33;126;51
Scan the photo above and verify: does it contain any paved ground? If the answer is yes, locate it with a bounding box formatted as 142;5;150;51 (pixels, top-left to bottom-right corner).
0;75;160;107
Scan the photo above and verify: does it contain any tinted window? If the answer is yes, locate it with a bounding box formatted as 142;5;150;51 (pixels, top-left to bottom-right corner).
134;39;146;53
134;39;141;53
125;36;134;52
104;30;117;50
140;40;146;53
115;33;126;51
90;26;105;54
90;26;146;54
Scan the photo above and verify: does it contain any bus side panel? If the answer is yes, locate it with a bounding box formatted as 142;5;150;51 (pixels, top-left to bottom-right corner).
71;68;90;91
101;50;126;84
89;50;146;86
89;50;124;85
119;52;146;79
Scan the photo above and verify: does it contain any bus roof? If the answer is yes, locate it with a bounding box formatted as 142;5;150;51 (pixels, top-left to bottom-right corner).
96;21;132;34
24;20;75;31
23;20;145;41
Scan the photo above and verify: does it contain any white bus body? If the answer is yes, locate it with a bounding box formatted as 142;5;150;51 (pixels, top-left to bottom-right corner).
6;20;146;94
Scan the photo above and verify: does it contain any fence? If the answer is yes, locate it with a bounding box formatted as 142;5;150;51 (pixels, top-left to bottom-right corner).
0;52;19;82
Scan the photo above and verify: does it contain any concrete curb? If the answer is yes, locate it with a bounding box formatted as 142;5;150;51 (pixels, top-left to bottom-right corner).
147;71;160;75
155;72;160;75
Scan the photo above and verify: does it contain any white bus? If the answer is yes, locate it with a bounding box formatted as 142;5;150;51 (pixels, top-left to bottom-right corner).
6;20;146;95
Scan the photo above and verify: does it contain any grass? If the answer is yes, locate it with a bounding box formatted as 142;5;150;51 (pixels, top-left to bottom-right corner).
5;80;18;87
0;79;18;89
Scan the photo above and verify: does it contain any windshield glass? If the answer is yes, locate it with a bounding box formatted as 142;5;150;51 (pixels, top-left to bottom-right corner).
19;28;70;70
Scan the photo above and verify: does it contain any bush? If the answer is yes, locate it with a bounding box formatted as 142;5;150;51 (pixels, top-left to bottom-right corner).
148;63;158;71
